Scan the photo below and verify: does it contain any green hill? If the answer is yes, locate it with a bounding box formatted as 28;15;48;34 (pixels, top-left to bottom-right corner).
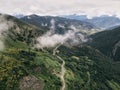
88;26;120;61
0;14;120;90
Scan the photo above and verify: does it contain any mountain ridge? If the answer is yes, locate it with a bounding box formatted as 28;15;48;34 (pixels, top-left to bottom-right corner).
0;13;120;90
20;14;100;35
88;26;120;61
62;14;120;29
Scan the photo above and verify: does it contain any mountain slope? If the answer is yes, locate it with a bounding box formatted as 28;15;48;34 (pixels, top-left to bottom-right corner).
86;16;120;29
63;15;120;29
0;14;62;90
21;14;100;35
54;45;120;90
0;14;46;49
88;26;120;61
0;14;120;90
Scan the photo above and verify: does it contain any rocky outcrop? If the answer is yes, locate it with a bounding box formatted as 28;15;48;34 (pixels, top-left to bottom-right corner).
19;76;44;90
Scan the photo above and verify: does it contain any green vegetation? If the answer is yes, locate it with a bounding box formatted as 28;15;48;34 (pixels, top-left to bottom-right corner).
57;46;120;90
0;47;62;90
89;26;120;61
0;14;62;90
33;52;61;90
0;54;27;90
0;14;120;90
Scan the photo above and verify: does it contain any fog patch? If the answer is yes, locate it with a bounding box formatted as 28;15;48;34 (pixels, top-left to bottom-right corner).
58;24;65;29
0;14;14;50
35;19;88;49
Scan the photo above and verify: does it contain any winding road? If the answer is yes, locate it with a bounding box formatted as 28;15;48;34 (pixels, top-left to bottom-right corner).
53;44;66;90
57;55;66;90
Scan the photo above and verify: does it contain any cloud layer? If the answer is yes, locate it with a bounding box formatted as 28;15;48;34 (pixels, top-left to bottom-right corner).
0;0;120;18
35;19;87;48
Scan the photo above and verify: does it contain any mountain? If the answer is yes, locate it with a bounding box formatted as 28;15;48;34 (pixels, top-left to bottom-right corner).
0;14;120;90
14;14;24;18
63;14;88;21
63;15;120;29
58;45;120;90
86;15;120;30
20;14;100;35
0;14;45;49
88;26;120;61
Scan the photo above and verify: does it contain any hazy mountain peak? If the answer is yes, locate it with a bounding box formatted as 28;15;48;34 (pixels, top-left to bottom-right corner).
63;14;120;29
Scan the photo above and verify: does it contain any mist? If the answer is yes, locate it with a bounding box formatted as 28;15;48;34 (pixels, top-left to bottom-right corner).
0;14;14;50
35;19;88;49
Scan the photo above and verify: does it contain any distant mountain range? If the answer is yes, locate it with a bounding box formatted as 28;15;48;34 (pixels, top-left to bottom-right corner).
20;14;101;36
63;14;120;29
15;14;120;30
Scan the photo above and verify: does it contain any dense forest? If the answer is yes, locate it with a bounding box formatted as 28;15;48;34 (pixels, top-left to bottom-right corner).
0;14;120;90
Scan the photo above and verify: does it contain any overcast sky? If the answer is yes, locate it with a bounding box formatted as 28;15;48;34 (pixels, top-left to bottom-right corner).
0;0;120;18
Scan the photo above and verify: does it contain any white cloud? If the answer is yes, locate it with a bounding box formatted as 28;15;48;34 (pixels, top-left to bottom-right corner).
0;15;14;50
35;19;87;48
0;0;120;18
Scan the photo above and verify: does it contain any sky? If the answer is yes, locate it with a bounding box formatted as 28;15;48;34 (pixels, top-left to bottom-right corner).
0;0;120;18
